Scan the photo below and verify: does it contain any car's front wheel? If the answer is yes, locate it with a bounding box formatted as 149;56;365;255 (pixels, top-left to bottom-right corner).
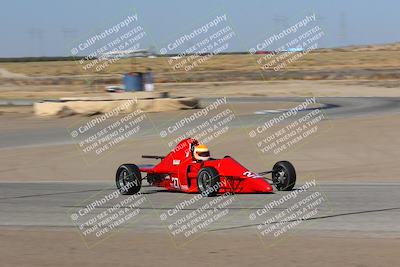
197;167;220;197
272;161;296;191
116;164;142;195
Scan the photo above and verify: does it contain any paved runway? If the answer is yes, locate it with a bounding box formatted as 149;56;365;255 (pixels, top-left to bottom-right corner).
1;181;399;238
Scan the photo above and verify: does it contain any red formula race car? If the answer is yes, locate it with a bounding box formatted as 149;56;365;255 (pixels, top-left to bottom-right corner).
116;138;296;196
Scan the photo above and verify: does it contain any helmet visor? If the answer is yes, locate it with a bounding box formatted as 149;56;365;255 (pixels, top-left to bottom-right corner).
197;151;210;157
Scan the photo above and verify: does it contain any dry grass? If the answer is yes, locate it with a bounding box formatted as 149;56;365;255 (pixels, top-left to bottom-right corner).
2;50;400;77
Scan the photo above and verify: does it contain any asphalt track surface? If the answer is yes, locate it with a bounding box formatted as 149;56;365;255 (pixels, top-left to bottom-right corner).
1;96;400;149
0;96;399;240
0;181;399;237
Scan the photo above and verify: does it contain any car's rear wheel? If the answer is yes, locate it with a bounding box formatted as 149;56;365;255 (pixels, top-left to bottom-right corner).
197;167;220;197
116;164;142;195
272;161;296;191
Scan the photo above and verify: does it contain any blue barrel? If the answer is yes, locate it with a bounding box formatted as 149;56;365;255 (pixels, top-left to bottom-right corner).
123;73;143;91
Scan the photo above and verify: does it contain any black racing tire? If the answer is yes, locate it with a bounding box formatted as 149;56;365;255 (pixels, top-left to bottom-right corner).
116;164;142;195
272;161;296;191
197;167;220;197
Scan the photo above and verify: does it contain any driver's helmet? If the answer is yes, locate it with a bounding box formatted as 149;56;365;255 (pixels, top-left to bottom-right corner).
193;144;210;161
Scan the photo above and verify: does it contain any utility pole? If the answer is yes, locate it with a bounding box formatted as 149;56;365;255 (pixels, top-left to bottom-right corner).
339;12;348;44
27;27;45;56
61;27;78;56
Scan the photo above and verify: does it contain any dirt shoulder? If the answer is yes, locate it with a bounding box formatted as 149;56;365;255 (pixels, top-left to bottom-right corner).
1;80;400;101
161;80;400;97
0;228;398;267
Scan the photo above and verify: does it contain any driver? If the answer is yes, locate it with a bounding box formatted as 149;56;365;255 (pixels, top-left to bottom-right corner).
193;144;210;161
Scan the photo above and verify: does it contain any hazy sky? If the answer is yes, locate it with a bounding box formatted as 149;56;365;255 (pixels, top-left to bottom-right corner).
0;0;399;57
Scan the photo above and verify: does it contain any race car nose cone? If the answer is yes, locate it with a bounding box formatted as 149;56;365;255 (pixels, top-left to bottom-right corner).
239;178;274;193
